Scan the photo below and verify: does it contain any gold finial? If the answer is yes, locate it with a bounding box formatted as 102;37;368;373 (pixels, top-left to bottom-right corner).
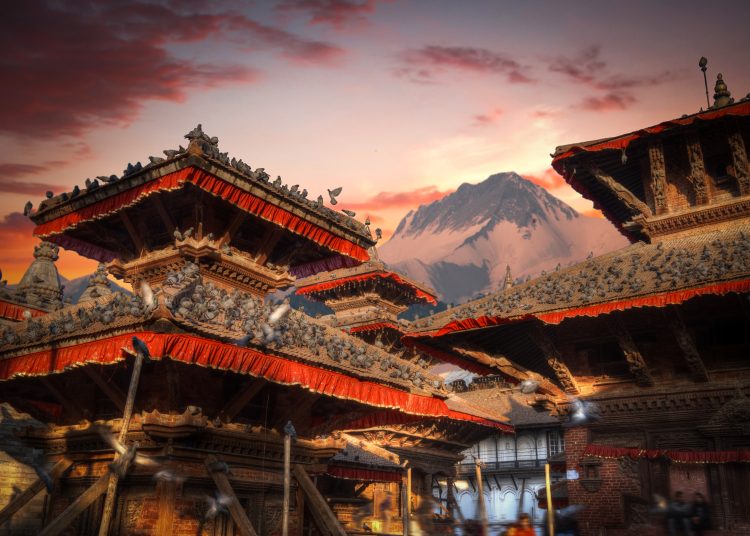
713;73;733;108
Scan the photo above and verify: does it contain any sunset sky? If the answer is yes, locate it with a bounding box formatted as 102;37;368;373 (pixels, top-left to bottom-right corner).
2;0;749;282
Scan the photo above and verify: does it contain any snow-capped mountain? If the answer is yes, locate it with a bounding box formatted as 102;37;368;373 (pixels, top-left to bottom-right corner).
60;275;129;304
379;172;628;304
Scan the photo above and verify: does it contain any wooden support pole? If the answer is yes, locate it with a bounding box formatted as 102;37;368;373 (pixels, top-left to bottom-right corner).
97;347;147;536
402;472;408;536
154;480;177;536
39;474;110;536
517;477;526;518
218;379;266;423
120;211;146;254
406;467;412;525
545;463;554;536
204;455;258;536
292;465;347;536
474;461;488;533
282;430;292;536
0;458;73;526
39;377;87;422
83;367;126;412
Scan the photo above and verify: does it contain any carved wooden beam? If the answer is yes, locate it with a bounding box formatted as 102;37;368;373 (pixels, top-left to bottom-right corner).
606;316;654;386
39;377;88;422
204;455;259;536
530;324;579;395
585;165;652;217
340;432;402;465
277;393;321;429
685;133;709;204
728;127;750;196
647;141;669;215
220;211;247;246
293;465;349;536
255;227;284;266
0;458;73;526
666;308;709;382
83;367;126;412
152;197;175;234
120;211;146;254
217;379;267;423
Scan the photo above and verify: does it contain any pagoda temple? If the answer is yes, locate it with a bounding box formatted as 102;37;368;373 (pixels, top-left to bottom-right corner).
0;126;511;536
405;75;750;535
295;259;437;349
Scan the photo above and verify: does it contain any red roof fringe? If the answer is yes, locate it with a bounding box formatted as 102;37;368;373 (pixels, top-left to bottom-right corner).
349;322;402;334
0;300;47;322
0;331;511;431
551;101;750;171
411;278;750;340
326;466;402;482
584;444;750;464
33;167;369;263
297;271;437;305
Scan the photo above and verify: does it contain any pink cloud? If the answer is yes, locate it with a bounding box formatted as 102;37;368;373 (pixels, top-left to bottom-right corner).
578;92;637;111
276;0;386;29
473;107;504;126
341;185;453;211
395;46;534;84
0;1;343;139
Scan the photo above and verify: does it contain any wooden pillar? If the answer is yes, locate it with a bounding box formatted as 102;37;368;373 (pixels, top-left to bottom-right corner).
646;141;669;214
728;127;750;195
282;431;292;536
475;461;488;532
545;463;554;536
685;132;709;204
154;480;177;536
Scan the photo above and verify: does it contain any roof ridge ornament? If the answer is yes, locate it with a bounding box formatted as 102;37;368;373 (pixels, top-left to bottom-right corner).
712;73;733;109
185;123;221;159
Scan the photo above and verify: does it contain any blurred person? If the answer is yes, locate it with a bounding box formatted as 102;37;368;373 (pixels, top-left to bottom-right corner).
666;491;691;536
378;493;394;533
691;492;711;536
508;513;536;536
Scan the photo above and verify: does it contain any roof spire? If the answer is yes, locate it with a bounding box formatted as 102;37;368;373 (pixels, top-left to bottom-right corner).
78;263;113;302
713;73;733;108
503;265;513;290
15;241;64;310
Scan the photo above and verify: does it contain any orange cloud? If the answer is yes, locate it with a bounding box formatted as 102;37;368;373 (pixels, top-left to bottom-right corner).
340;185;453;212
522;168;566;190
582;208;605;218
473;107;503;126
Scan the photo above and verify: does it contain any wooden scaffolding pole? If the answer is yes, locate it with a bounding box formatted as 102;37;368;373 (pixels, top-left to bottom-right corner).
0;458;73;526
475;460;488;533
97;346;147;536
282;425;292;536
204;455;258;536
545;463;554;536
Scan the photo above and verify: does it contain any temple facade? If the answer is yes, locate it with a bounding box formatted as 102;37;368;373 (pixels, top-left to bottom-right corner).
406;75;750;535
0;126;511;536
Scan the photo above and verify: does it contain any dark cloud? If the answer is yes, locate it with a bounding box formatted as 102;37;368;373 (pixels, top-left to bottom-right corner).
0;212;34;233
0;1;343;139
546;46;674;111
276;0;385;29
395;46;534;84
578;92;637;111
0;162;65;195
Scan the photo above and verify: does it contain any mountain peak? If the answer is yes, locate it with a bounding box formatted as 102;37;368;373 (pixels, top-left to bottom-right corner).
379;172;626;304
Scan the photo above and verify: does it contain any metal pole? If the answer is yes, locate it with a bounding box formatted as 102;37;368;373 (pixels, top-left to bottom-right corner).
282;429;292;536
98;346;147;536
545;463;554;536
699;57;710;109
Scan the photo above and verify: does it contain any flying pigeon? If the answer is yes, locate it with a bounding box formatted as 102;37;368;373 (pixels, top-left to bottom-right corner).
140;280;155;309
519;379;539;394
567;398;600;426
268;303;290;325
203;492;232;520
98;428;160;478
153;469;186;485
327;187;342;205
375;228;382;240
173;229;183;241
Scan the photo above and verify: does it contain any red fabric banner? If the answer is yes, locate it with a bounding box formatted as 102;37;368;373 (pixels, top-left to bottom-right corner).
0;300;47;322
552;101;750;169
0;331;512;431
297;271;437;305
327;466;403;482
583;444;750;464
409;278;750;340
33;167;369;263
